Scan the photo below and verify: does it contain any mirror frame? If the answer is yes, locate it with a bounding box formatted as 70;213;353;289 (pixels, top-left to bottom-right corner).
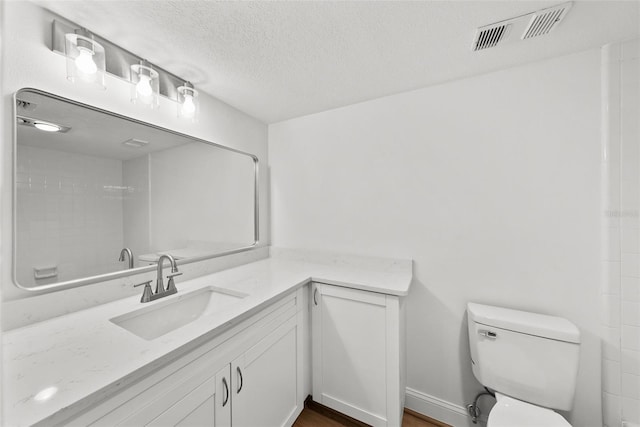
13;88;260;293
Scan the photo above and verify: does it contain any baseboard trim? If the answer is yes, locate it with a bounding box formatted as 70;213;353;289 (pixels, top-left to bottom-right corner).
405;387;481;427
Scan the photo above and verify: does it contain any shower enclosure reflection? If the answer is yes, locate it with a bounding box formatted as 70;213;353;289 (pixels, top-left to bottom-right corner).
14;88;258;291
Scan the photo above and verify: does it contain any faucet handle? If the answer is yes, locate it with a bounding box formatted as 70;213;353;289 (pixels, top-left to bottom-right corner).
134;280;153;303
166;272;182;293
133;280;153;287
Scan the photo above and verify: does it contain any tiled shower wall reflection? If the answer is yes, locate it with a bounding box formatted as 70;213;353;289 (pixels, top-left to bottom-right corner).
16;145;125;286
602;39;640;427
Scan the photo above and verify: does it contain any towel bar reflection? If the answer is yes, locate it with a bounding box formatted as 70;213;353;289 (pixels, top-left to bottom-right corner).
34;266;58;280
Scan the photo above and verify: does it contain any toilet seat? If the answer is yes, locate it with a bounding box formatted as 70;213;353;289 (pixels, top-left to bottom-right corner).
488;393;571;427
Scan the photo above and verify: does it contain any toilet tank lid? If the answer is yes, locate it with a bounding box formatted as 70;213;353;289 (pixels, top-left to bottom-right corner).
467;303;580;344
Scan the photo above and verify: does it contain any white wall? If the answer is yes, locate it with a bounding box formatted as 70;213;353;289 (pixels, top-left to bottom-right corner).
1;2;269;324
269;50;603;426
149;142;255;252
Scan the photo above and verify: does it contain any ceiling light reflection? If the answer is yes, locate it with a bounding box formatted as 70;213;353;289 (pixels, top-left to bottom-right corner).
34;386;58;402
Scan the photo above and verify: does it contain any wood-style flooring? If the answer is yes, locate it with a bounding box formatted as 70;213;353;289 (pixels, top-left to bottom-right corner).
293;409;443;427
293;401;448;427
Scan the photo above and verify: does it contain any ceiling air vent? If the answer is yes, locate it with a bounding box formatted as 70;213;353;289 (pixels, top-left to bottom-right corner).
122;138;149;148
472;23;512;51
472;2;572;51
522;3;572;40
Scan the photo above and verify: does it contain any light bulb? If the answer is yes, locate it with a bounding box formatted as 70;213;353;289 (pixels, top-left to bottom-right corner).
74;48;97;75
181;94;196;117
136;75;153;97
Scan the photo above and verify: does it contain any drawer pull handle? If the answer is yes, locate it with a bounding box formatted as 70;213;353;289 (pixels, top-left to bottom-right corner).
222;377;229;406
313;288;318;306
237;366;243;393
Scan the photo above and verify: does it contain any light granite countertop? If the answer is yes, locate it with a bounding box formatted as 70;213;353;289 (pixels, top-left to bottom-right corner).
2;250;412;427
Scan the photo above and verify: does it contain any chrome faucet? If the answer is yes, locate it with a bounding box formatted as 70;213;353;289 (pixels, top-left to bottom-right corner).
155;254;181;296
134;254;182;303
119;247;134;269
156;254;176;294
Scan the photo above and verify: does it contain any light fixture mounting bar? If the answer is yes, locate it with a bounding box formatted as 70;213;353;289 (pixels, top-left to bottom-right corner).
52;19;186;101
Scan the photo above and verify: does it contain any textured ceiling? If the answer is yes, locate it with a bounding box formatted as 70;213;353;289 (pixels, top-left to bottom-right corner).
34;1;640;123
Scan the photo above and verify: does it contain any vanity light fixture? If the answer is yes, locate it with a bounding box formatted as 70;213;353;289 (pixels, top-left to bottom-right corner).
64;28;106;89
52;20;201;122
131;60;159;108
177;82;199;121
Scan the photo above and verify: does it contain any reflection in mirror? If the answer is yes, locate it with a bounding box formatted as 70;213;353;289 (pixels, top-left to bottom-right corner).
14;89;258;291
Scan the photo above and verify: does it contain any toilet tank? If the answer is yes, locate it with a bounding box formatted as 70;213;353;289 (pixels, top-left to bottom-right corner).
467;303;580;411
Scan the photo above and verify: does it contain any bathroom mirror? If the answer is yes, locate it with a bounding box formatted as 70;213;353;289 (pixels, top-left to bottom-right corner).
13;88;259;291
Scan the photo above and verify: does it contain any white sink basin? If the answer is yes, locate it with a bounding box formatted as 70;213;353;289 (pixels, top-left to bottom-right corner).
110;286;248;340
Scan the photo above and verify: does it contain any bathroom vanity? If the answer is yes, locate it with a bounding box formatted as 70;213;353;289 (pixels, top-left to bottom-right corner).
6;89;412;427
2;250;412;427
67;287;305;427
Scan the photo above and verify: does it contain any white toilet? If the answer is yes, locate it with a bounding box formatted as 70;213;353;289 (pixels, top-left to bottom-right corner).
467;302;581;427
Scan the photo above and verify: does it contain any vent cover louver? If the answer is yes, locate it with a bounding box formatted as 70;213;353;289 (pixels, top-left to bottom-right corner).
473;23;511;51
472;2;572;51
522;3;572;40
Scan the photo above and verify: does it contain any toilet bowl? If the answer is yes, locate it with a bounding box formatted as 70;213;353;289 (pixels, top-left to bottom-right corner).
488;393;571;427
467;302;580;427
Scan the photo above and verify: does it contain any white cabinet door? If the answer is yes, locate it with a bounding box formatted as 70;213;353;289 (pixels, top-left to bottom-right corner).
231;314;303;427
112;364;231;427
311;283;403;427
